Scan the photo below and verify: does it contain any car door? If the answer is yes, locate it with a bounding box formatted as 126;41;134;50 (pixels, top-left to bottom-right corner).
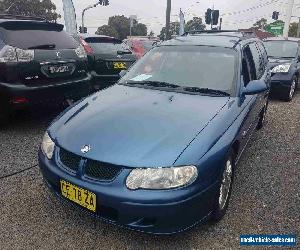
238;42;267;151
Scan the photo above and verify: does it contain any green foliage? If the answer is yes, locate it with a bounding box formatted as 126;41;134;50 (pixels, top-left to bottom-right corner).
96;15;147;40
108;15;130;40
185;17;206;32
148;30;155;37
95;25;118;38
252;18;268;30
0;0;60;22
159;22;180;40
132;23;147;37
288;22;298;37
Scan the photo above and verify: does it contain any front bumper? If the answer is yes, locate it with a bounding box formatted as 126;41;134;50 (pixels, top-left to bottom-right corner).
270;73;293;92
38;150;218;234
90;71;120;89
0;75;92;110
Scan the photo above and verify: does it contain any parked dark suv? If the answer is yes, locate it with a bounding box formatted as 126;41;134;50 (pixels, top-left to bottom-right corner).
0;15;91;124
264;37;300;101
74;34;136;90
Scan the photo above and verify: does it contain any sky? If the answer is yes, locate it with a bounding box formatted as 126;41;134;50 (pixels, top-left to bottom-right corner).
52;0;300;35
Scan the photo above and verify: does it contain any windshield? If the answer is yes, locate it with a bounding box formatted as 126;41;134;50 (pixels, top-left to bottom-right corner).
119;45;237;95
85;37;130;53
264;41;298;58
138;40;156;51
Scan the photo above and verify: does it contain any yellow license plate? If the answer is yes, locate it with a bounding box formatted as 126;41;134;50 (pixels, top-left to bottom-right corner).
113;62;127;69
60;180;96;212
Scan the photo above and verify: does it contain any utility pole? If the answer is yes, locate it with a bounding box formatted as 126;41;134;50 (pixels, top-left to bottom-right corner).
283;0;294;38
297;17;300;37
81;0;109;34
166;0;171;40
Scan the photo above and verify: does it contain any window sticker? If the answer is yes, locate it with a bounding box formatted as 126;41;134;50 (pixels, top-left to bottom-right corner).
130;74;152;81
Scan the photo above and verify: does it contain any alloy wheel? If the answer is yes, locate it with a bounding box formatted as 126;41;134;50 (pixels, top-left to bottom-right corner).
289;80;296;100
218;159;233;210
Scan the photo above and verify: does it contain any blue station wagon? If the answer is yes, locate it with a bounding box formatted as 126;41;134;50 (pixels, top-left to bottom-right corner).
39;31;270;234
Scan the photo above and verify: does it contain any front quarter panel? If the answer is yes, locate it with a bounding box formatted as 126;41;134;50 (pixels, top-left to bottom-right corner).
175;95;262;190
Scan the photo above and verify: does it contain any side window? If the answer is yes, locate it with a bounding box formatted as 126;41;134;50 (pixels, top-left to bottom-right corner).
242;45;257;86
0;32;5;50
249;43;264;79
257;42;268;70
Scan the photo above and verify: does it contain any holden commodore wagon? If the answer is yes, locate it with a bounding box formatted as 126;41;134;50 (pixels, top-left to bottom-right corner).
39;31;270;234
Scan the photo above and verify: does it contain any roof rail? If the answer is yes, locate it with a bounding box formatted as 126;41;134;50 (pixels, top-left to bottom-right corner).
0;14;46;22
182;30;257;38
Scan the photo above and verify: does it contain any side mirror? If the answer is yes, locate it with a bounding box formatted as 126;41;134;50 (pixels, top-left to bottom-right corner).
119;70;127;78
242;80;268;96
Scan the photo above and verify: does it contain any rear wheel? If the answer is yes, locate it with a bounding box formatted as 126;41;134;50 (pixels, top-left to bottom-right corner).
282;76;296;102
211;152;235;222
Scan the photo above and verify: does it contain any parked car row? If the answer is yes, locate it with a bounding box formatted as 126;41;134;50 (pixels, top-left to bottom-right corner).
1;15;299;234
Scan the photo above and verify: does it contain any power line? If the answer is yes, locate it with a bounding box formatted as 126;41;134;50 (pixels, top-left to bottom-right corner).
221;0;283;17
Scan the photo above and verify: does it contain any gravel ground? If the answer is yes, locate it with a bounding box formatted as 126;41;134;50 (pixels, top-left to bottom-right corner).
0;94;299;250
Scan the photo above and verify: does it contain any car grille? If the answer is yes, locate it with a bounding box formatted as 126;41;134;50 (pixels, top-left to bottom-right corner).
58;147;122;181
85;160;122;181
59;148;81;172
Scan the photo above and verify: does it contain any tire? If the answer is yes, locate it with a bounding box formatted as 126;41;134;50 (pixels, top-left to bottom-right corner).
282;76;296;102
211;152;235;222
256;101;268;130
0;99;11;126
0;111;10;126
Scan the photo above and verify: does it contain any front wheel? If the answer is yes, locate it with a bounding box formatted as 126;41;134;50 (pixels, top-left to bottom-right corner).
257;102;268;130
211;153;234;222
282;76;297;102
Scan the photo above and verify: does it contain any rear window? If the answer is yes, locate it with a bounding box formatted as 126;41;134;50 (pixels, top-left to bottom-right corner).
0;21;78;50
85;37;130;53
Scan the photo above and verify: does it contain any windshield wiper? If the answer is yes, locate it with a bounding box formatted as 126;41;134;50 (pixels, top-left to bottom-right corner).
125;80;181;89
183;87;230;96
28;44;56;50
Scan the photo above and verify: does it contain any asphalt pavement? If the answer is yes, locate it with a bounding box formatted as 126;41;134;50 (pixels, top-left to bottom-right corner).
0;94;299;250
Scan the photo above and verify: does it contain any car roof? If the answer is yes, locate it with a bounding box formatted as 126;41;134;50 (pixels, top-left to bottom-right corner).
264;36;300;42
79;33;116;39
161;31;259;49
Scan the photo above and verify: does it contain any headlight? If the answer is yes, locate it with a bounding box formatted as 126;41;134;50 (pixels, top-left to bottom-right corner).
41;132;55;159
126;165;198;190
271;64;291;73
75;45;87;58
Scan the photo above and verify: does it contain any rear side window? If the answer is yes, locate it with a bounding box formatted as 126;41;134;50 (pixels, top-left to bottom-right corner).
1;22;78;50
249;43;264;79
85;37;130;53
242;45;257;85
256;42;268;70
0;39;4;50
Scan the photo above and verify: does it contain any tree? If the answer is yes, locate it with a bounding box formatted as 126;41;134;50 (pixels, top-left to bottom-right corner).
159;22;180;40
252;18;268;30
108;15;130;40
185;17;206;32
0;0;60;22
288;22;298;37
95;25;118;38
132;23;147;36
96;15;148;40
148;30;155;37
